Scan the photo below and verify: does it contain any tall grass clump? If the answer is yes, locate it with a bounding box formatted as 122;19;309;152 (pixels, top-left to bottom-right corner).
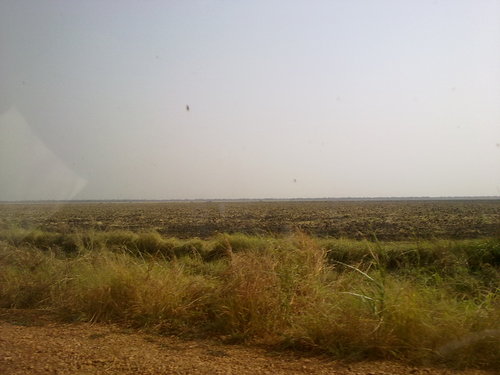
0;241;219;334
209;233;327;340
0;242;68;308
53;250;218;333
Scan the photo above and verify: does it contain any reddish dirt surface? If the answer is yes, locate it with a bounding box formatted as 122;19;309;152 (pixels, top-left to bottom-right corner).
0;309;496;375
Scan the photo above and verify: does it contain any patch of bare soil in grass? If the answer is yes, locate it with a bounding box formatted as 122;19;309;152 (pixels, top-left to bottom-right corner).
0;309;495;375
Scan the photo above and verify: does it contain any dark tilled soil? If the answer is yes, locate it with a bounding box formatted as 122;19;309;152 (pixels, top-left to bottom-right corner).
2;200;499;240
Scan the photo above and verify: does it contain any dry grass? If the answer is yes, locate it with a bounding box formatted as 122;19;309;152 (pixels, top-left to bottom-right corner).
0;229;498;369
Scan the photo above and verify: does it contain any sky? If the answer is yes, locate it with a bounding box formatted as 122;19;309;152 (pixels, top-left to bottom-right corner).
1;0;499;201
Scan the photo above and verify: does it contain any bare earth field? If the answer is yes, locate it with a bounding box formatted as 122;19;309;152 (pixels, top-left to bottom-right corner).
1;200;499;240
1;201;499;374
0;309;495;375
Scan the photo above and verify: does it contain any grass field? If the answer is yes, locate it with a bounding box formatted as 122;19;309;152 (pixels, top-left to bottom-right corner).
0;200;499;369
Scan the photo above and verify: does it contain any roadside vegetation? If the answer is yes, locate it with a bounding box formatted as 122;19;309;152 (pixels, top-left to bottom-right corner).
0;228;498;369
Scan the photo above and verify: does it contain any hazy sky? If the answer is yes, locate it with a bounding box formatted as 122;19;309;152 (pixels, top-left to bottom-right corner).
1;0;499;200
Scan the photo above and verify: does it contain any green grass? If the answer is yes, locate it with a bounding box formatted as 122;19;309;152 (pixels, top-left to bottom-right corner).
0;228;498;369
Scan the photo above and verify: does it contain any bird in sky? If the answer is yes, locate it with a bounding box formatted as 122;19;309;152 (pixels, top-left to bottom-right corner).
186;105;190;111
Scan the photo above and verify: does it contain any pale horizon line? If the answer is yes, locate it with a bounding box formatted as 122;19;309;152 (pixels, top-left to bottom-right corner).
2;196;499;204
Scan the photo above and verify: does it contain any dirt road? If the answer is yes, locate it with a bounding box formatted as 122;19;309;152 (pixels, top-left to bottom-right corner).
0;309;495;375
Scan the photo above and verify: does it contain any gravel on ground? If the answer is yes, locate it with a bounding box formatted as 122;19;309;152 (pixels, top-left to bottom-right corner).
0;309;495;375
